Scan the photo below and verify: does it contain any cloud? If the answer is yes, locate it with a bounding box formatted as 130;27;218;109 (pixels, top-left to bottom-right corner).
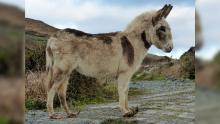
25;0;195;59
197;0;220;43
53;24;78;30
25;0;153;24
168;6;195;47
196;0;220;60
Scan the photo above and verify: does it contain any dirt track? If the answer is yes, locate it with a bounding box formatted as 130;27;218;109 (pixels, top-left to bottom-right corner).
25;80;195;124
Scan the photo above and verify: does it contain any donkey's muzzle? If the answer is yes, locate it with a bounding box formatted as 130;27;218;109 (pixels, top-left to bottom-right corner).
165;46;173;53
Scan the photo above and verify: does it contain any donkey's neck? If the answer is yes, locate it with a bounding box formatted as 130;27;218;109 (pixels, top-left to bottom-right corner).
120;29;152;69
120;14;154;69
123;24;152;52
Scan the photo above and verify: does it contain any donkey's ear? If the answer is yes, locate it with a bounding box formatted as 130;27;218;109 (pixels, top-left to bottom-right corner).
164;4;173;18
152;4;173;26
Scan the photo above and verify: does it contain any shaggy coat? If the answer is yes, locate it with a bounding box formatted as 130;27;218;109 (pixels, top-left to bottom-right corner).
46;4;173;118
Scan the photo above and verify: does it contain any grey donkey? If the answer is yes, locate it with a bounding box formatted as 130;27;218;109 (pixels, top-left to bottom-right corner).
46;4;173;119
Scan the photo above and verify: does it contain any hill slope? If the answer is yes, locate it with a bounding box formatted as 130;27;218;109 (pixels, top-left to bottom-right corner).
25;18;59;36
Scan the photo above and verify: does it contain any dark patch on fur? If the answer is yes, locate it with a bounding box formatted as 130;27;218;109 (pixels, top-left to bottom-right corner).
141;31;151;49
120;36;134;66
46;47;53;58
64;28;93;37
64;28;118;37
64;28;118;45
95;33;118;44
97;36;112;44
94;32;118;36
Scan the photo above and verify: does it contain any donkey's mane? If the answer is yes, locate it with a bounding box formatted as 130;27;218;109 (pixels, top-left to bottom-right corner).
63;28;120;44
64;28;120;37
124;11;156;33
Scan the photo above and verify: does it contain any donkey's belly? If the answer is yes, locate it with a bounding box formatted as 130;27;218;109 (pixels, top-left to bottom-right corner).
75;63;118;79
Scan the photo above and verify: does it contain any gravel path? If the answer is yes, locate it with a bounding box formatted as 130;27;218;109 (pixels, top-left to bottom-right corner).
25;80;195;124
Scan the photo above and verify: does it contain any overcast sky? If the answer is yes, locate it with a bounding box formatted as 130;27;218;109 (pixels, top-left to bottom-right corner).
196;0;220;60
1;0;196;59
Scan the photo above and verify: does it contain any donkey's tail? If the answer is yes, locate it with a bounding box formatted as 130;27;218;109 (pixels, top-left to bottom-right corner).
46;46;53;72
45;45;54;91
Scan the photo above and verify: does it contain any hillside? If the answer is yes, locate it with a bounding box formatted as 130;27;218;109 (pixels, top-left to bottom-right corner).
142;54;172;65
0;3;24;27
133;47;195;81
25;18;59;36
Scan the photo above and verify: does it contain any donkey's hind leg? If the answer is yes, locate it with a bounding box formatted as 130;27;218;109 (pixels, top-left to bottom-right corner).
57;77;80;118
47;61;77;119
47;66;66;119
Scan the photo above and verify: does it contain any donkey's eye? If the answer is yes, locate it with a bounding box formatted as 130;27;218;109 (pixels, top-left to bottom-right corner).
156;26;166;40
159;26;166;32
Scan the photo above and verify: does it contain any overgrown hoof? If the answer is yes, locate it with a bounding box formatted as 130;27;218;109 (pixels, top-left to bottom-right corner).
123;107;139;117
67;111;80;118
49;113;65;119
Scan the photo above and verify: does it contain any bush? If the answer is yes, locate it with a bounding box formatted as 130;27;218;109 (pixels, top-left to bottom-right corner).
25;98;46;110
25;34;47;71
25;71;118;110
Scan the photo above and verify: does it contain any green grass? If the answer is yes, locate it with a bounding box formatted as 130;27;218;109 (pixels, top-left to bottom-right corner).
25;83;144;110
25;98;46;110
0;117;10;124
26;33;48;43
153;74;167;80
132;71;166;81
129;88;145;96
25;84;117;110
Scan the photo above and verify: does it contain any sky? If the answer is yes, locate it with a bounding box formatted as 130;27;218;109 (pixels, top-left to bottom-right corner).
1;0;195;59
196;0;220;60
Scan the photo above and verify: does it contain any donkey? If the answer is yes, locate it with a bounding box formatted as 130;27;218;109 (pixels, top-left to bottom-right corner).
45;4;173;119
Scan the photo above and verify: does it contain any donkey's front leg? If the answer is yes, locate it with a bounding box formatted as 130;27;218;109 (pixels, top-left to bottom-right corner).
117;74;138;117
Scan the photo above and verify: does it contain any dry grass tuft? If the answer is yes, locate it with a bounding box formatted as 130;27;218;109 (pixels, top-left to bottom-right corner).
25;71;47;103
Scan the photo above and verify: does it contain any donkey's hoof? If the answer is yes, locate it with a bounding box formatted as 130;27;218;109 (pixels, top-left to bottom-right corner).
49;114;65;119
67;111;80;118
123;111;134;117
132;106;139;113
123;107;138;117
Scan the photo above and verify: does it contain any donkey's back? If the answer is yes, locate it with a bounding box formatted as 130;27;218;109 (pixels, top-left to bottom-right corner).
47;28;123;79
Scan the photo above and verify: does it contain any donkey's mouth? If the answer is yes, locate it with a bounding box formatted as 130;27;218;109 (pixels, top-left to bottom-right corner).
164;47;173;53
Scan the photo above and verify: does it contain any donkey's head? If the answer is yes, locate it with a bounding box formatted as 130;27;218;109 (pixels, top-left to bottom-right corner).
148;4;173;53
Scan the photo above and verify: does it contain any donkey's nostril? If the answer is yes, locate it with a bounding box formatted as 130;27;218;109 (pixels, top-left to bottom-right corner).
170;46;173;50
165;46;172;53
